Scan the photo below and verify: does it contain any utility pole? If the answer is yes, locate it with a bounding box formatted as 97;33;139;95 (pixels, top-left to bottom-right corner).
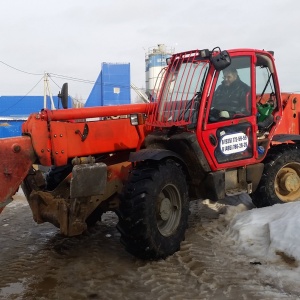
43;73;56;109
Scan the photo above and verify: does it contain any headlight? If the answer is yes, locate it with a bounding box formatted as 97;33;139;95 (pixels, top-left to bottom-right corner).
130;114;145;126
130;114;138;126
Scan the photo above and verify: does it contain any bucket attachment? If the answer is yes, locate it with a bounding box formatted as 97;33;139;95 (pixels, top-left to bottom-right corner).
0;136;36;213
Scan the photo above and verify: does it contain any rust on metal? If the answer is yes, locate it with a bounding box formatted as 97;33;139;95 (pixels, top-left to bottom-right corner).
0;136;36;213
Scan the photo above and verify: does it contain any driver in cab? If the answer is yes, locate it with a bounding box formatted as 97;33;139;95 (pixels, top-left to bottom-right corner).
209;67;250;121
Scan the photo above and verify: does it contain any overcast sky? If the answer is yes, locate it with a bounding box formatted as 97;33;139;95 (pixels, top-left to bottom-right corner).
0;0;299;102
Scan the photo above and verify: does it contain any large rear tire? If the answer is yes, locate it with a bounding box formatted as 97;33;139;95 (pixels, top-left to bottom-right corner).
117;160;189;260
252;144;300;207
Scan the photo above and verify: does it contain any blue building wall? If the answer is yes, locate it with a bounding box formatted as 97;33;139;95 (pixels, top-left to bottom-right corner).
0;95;72;117
0;95;72;138
85;63;131;107
0;120;24;138
1;96;44;117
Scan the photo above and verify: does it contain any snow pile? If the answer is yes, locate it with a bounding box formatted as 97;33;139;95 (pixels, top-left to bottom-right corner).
226;201;300;264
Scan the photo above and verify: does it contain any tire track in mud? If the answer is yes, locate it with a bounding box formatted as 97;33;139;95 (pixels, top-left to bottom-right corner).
135;198;299;300
1;193;300;299
0;204;148;300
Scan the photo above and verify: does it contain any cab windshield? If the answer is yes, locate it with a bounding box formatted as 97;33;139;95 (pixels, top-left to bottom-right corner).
161;61;209;102
153;60;209;126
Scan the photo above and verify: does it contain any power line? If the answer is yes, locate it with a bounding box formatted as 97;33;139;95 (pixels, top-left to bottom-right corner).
48;76;63;90
0;60;43;76
0;76;44;115
49;73;96;84
0;59;98;85
0;59;147;92
0;59;97;84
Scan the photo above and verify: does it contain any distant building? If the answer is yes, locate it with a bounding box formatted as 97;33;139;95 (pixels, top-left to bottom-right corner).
0;95;71;138
85;63;131;107
145;44;174;98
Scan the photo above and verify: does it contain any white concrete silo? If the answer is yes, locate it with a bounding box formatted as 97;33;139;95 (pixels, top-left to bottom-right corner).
145;44;174;97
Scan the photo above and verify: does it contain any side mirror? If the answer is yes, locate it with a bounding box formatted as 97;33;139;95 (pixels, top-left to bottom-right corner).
58;83;68;109
210;47;231;71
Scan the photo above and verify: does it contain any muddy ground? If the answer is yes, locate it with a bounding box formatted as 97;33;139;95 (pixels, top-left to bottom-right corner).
0;191;299;300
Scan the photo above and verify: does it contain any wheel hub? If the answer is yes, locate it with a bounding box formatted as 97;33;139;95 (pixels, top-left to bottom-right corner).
280;172;300;192
275;164;300;202
159;197;172;221
157;184;182;237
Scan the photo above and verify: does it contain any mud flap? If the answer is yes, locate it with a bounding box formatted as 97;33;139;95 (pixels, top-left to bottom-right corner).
70;163;107;198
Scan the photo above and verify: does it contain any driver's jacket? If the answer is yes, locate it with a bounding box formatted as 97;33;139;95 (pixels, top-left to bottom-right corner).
212;77;250;115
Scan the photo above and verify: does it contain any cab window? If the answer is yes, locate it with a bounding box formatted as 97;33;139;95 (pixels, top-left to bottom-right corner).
209;56;251;122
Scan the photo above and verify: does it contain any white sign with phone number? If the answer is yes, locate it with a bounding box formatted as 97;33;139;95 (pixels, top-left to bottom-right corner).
220;132;248;154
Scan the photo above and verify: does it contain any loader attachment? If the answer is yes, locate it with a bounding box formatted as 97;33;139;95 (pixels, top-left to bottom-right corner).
0;136;36;213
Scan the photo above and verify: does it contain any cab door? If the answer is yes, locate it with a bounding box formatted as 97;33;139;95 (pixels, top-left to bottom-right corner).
199;54;258;170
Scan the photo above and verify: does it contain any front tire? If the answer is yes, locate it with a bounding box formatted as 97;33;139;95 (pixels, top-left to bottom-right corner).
252;144;300;207
117;160;189;260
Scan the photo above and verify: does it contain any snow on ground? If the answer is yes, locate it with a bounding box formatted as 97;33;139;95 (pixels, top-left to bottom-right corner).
222;195;300;288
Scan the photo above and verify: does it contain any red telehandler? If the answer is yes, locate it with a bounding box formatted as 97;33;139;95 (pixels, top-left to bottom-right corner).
1;47;300;259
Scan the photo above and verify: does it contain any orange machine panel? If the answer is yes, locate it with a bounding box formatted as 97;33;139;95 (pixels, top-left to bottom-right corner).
0;136;36;213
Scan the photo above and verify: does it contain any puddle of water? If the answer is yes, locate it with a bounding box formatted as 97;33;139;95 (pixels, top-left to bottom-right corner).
0;280;25;298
